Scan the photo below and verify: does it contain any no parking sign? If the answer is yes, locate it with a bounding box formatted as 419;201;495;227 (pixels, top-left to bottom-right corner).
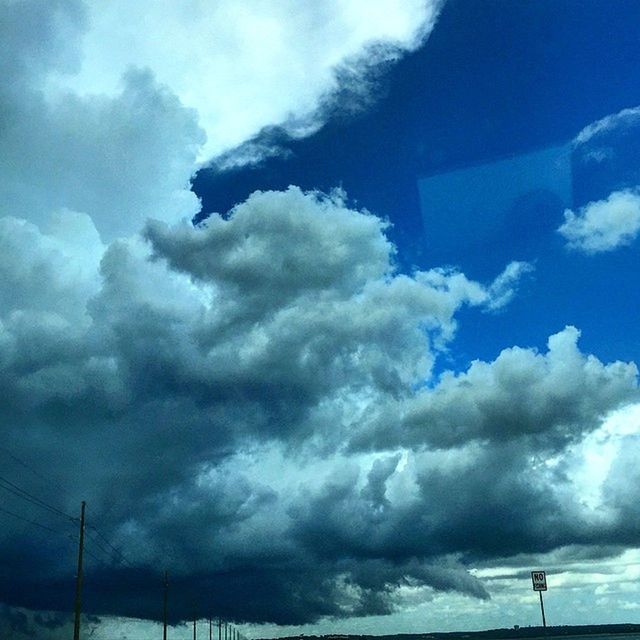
531;570;547;591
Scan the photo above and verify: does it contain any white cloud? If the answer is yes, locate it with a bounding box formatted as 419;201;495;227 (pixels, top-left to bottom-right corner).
558;189;640;253
565;403;640;512
46;0;443;161
1;0;442;241
0;64;205;241
484;260;534;311
574;106;640;146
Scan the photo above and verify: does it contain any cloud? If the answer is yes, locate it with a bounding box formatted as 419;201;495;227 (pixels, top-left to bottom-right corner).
3;2;640;633
5;183;637;628
0;1;203;241
46;0;443;161
0;186;535;624
0;64;204;241
574;106;640;147
356;326;638;451
483;260;534;311
569;105;640;253
1;0;443;241
414;326;638;447
558;189;640;253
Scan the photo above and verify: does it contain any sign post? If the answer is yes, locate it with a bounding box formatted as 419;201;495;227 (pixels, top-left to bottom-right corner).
531;571;547;628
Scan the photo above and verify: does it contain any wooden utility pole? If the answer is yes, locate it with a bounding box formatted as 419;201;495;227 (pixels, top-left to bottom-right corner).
218;618;222;640
73;501;86;640
163;572;168;640
193;616;197;640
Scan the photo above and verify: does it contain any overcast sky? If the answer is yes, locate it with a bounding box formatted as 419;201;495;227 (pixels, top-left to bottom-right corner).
1;1;640;639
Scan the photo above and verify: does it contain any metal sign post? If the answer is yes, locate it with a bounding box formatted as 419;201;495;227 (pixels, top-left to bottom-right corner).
531;571;547;628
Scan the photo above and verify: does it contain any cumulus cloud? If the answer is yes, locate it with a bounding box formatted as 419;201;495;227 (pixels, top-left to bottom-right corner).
2;183;636;627
0;64;205;241
1;0;443;241
0;185;535;624
47;0;443;161
568;105;640;253
396;326;638;450
558;189;640;253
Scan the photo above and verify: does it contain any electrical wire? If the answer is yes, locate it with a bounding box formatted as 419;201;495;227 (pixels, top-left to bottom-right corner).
0;446;59;489
0;450;140;572
84;527;135;568
87;524;135;568
0;504;61;534
0;474;76;522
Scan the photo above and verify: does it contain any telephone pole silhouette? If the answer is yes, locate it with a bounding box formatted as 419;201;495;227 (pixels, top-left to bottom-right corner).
73;501;86;640
163;572;169;640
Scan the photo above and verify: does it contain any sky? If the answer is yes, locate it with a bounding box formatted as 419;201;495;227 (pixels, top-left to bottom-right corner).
1;1;640;638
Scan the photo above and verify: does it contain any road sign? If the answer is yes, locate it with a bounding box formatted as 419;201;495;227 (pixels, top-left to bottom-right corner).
531;570;547;591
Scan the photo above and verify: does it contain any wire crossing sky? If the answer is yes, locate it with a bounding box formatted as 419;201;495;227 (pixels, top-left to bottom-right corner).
1;1;640;638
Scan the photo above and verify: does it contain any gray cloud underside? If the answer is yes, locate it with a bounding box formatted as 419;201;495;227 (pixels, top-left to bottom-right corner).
0;185;637;625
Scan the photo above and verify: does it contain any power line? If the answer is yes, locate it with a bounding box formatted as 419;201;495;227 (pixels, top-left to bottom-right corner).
81;541;108;567
85;528;118;561
0;447;138;569
0;446;61;489
87;524;135;568
84;527;135;569
0;474;76;522
0;505;61;534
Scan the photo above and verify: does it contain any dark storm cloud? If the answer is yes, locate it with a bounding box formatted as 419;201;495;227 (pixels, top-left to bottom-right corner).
0;184;535;625
0;182;634;629
0;183;635;627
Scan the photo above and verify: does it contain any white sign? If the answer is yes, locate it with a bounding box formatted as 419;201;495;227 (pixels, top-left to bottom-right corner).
531;570;547;591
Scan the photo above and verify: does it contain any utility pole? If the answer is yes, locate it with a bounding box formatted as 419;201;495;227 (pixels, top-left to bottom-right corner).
209;617;212;640
73;501;86;640
193;615;197;640
218;618;222;640
163;572;168;640
539;590;547;628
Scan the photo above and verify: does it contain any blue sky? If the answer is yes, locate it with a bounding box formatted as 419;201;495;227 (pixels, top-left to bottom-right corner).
194;0;640;369
1;2;640;639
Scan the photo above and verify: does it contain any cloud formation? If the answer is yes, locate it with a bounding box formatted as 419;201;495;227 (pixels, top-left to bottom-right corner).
0;185;536;625
1;8;204;239
1;0;443;241
2;2;640;635
558;189;640;253
567;105;640;252
1;181;637;628
353;326;638;451
46;0;443;161
574;106;640;147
